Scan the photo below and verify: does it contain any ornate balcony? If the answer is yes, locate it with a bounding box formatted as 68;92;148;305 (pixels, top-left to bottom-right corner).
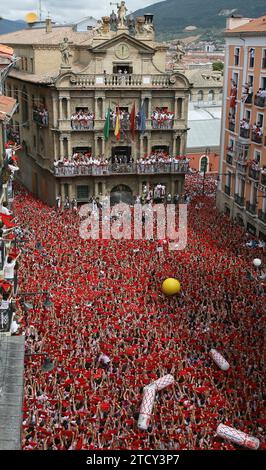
258;209;266;223
70;73;172;88
248;168;260;180
251;131;263;144
234;194;245;207
239;127;250;139
53;162;189;178
254;94;266;108
246;201;257;216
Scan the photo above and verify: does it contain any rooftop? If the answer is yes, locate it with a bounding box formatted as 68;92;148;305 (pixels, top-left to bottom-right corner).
185;68;223;88
187;102;221;149
225;15;266;35
0;95;17;121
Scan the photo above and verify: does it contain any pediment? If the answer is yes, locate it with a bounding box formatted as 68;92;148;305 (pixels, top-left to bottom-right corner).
90;33;155;55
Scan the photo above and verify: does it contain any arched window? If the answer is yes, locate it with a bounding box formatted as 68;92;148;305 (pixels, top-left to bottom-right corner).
200;155;209;173
197;90;203;102
208;90;214;102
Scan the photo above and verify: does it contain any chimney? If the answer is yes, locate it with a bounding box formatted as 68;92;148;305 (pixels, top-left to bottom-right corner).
144;14;154;25
46;17;52;33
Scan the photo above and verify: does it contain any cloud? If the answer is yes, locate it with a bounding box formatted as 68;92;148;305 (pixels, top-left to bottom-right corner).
2;0;159;22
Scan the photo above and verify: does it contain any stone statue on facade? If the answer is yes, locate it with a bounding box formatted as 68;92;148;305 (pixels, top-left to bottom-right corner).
59;37;72;67
127;13;135;35
175;41;185;62
117;1;128;27
136;16;145;35
110;10;118;31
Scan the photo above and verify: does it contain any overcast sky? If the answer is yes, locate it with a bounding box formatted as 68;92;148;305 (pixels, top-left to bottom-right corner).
1;0;160;22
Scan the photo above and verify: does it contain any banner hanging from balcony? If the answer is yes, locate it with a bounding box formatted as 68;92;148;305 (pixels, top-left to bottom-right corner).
114;105;121;141
138;102;146;134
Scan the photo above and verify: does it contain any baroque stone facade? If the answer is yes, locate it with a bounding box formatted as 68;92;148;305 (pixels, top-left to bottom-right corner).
0;3;191;205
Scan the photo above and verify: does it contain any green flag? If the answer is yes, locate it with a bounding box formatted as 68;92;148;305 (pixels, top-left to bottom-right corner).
103;107;110;141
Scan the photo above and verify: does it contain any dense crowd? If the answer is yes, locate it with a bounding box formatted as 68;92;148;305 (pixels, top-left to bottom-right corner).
11;173;265;450
151;108;174;129
71;111;95;130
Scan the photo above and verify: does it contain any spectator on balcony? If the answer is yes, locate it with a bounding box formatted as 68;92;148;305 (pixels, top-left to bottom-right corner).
151;108;174;129
252;123;263;137
241;82;253;103
257;88;266;99
229;80;237;111
240;119;250;130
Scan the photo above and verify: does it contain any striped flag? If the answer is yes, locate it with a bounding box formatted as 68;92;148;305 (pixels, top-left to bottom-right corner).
114;106;121;141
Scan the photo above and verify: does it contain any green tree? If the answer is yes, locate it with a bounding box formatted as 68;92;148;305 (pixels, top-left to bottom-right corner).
212;61;224;72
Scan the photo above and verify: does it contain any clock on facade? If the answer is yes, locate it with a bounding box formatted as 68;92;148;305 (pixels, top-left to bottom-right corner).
115;43;130;59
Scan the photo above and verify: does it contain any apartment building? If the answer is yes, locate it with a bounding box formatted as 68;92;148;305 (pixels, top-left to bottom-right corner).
217;15;266;239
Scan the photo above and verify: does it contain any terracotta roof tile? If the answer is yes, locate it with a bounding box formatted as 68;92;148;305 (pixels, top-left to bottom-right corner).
0;26;94;46
225;15;266;34
0;95;17;121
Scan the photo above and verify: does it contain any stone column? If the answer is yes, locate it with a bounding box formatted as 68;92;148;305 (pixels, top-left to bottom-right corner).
173;134;177;156
52;94;59;128
147;132;151;155
101;136;105;156
67;99;71;119
235;174;239;195
67;137;72;160
59;98;63;120
94;135;98;155
140;135;144;158
59;136;64;159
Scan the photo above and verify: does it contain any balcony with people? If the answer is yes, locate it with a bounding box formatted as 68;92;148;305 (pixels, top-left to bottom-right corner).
53;150;190;177
151;108;174;130
70;109;95;130
261;167;266;186
239;119;250;139
241;82;253;104
228;113;235;132
33;105;49;127
251;123;263;144
254;88;266;108
226;144;235;165
248;160;261;181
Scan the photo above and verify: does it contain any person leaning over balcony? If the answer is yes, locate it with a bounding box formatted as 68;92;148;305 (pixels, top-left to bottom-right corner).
3;252;20;284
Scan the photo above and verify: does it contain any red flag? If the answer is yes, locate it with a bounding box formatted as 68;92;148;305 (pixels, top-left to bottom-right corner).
0;213;15;228
130;102;136;141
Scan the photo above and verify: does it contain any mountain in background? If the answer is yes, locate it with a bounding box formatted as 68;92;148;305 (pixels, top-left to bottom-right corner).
134;0;266;40
0;18;26;36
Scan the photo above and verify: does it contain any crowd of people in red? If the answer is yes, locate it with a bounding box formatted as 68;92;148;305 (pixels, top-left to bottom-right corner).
12;173;265;451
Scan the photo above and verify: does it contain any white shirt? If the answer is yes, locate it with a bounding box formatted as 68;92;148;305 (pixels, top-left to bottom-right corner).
0;206;11;215
4;259;16;279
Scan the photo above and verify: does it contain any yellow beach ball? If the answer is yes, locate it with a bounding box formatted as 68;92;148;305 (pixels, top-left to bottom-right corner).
161;278;181;296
